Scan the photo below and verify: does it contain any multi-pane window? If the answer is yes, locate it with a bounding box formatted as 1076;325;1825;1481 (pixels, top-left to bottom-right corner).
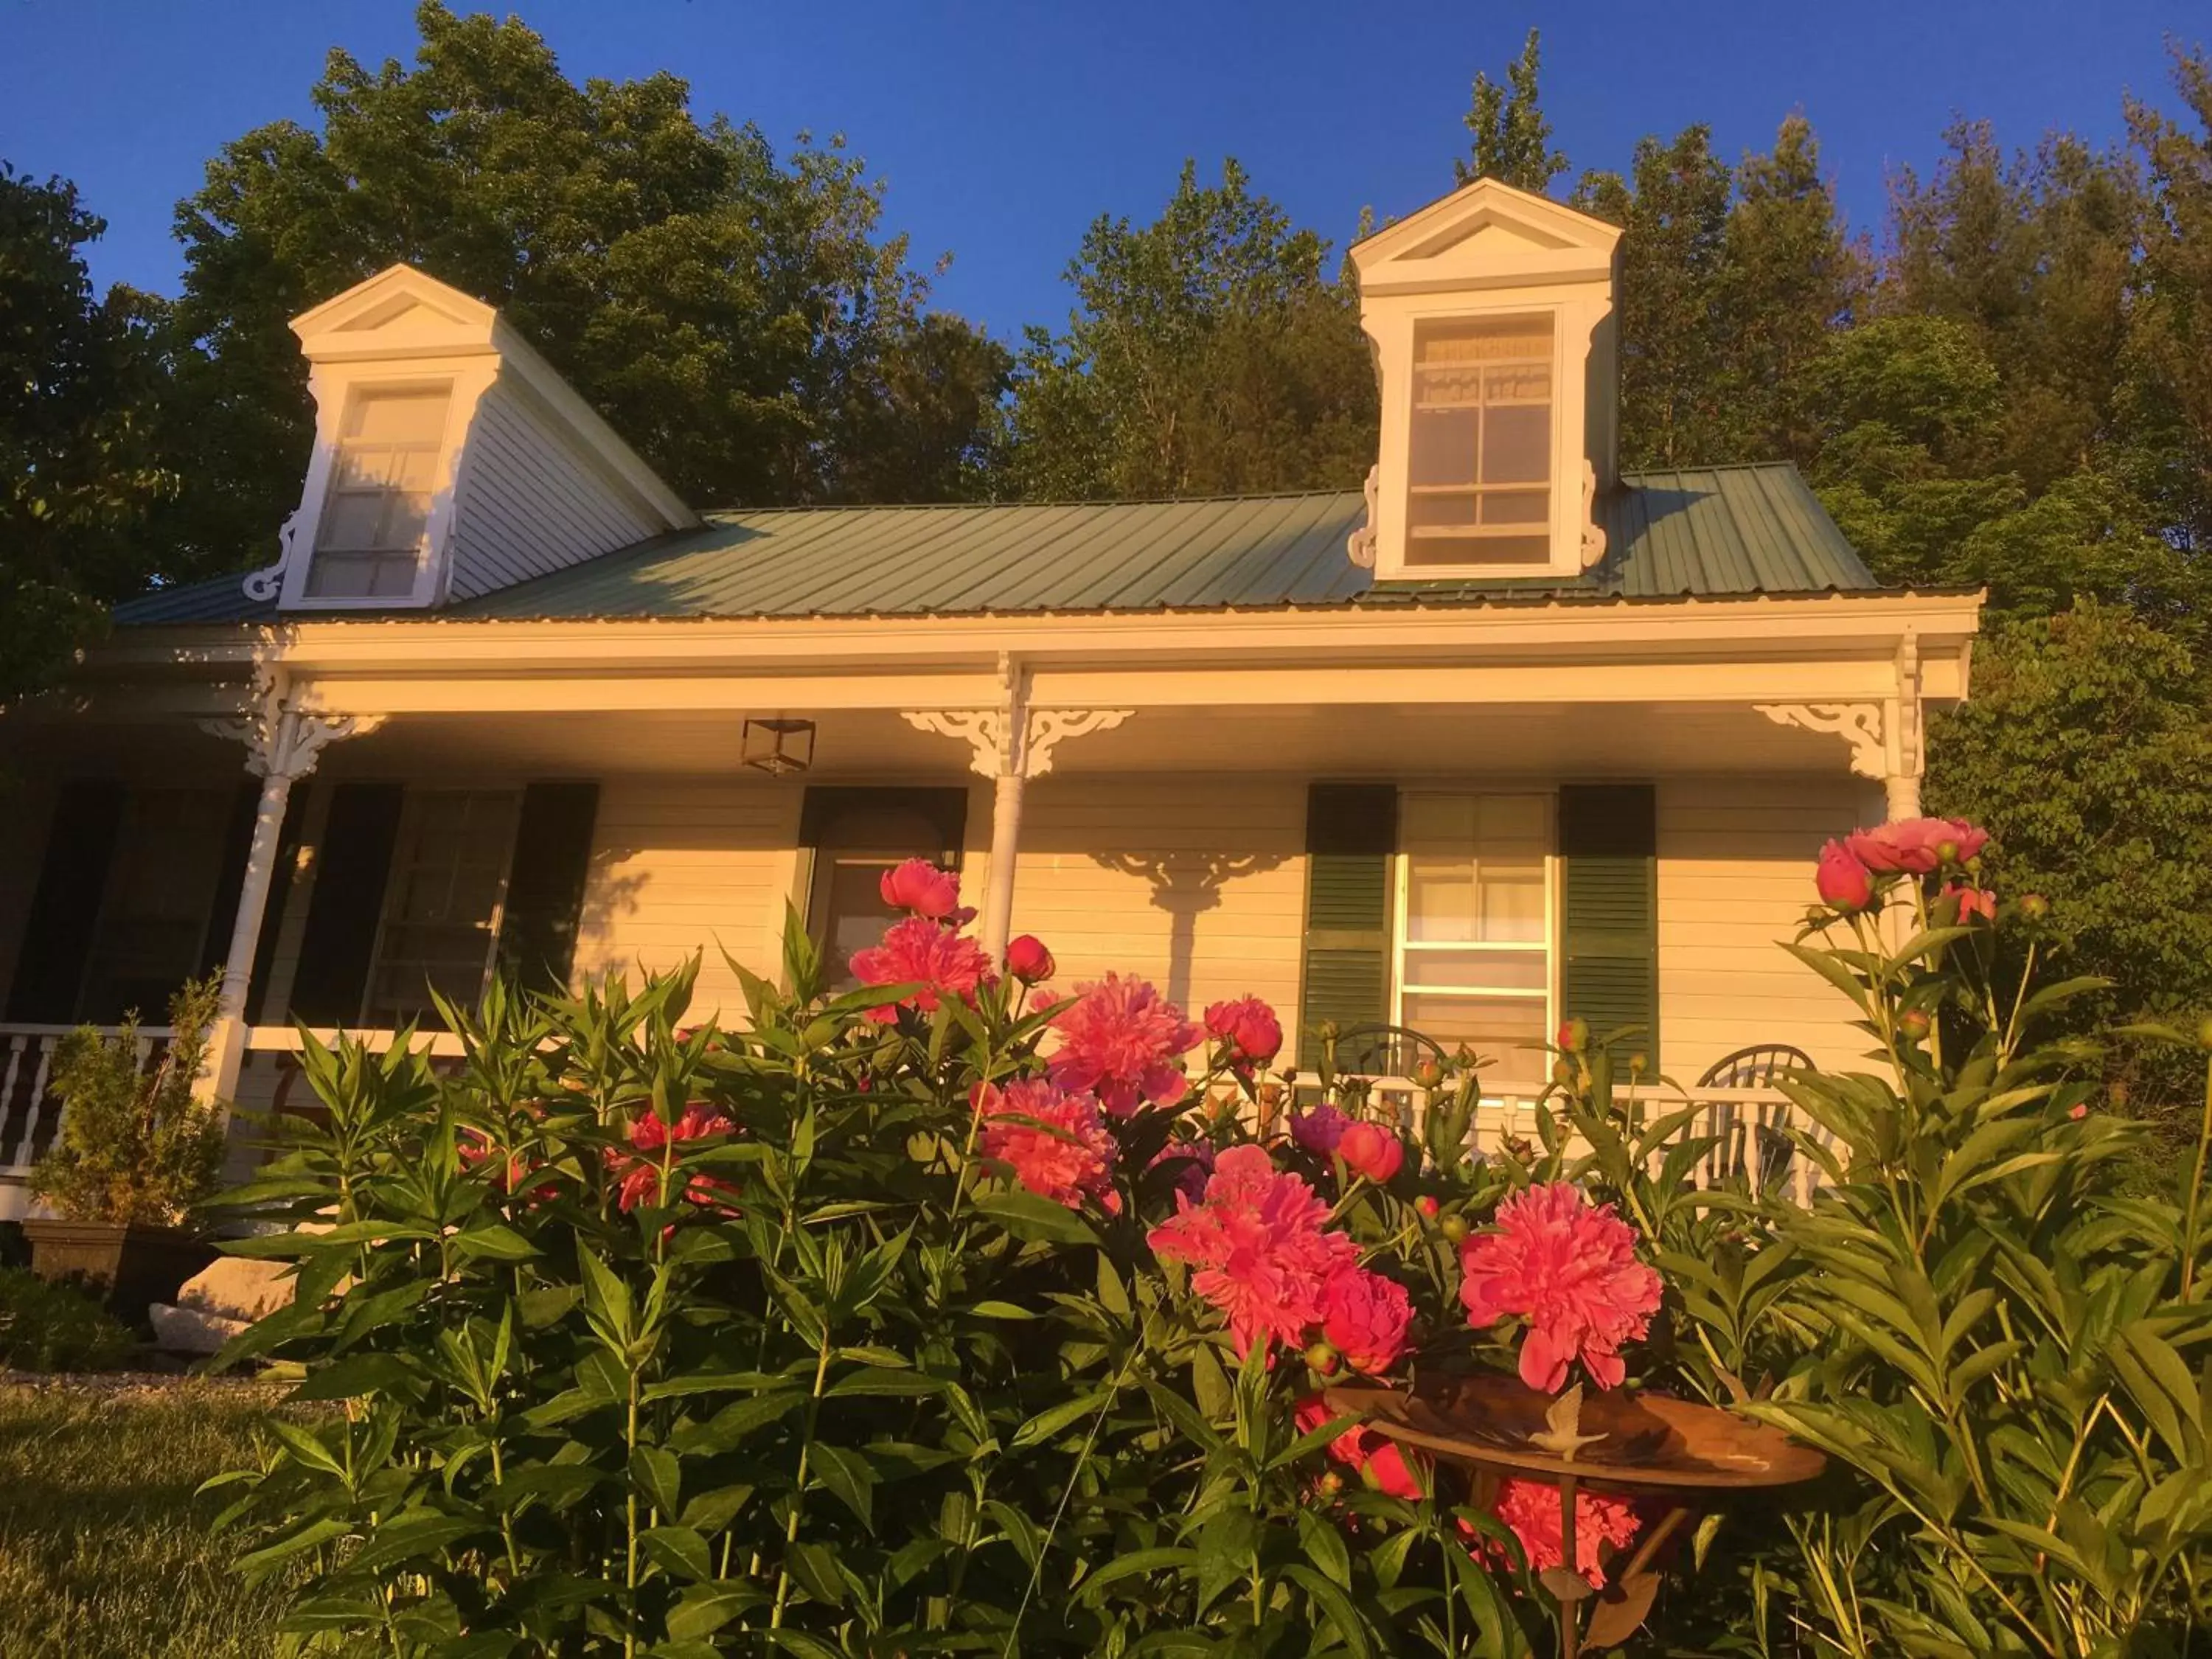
1405;314;1554;567
309;386;451;599
80;789;232;1022
365;790;520;1024
801;790;968;989
1394;792;1553;1068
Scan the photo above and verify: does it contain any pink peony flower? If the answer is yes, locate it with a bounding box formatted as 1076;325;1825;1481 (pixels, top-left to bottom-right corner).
1846;817;1989;876
975;1077;1120;1215
605;1103;740;1214
1486;1478;1642;1588
459;1123;560;1204
1944;882;1997;922
1005;933;1056;984
1290;1102;1349;1155
1147;1135;1216;1203
1205;995;1284;1071
1458;1182;1663;1393
849;916;997;1023
1149;1144;1358;1358
1296;1394;1425;1500
879;858;964;920
1337;1121;1407;1184
1815;838;1875;911
1048;973;1203;1116
1318;1265;1413;1377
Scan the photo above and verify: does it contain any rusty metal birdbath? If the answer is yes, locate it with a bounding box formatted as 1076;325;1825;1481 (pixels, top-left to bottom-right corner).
1326;1373;1824;1658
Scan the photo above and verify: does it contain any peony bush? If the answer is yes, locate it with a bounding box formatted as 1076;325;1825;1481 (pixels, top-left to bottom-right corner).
206;826;2212;1655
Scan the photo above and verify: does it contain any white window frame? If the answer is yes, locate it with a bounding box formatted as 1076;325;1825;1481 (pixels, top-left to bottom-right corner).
279;361;498;613
1388;789;1559;1075
1374;296;1587;584
359;787;522;1026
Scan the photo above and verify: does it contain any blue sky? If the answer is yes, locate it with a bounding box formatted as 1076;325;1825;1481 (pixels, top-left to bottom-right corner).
0;0;2201;341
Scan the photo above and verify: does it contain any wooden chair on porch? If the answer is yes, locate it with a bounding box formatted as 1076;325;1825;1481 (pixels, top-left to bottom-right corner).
1688;1043;1817;1193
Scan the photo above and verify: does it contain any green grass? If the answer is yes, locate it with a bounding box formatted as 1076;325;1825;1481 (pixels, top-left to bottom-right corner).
0;1383;299;1658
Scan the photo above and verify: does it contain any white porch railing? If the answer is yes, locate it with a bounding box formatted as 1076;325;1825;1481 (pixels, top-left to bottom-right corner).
0;1025;175;1175
0;1024;1826;1217
1290;1074;1826;1206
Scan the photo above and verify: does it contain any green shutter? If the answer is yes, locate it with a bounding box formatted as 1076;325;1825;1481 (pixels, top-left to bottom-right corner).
1297;784;1397;1064
498;782;601;998
1559;784;1658;1058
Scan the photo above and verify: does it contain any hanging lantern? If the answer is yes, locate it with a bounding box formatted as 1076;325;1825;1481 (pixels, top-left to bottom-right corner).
742;717;816;776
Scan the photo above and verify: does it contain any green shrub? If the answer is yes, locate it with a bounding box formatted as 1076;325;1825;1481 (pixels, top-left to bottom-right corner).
32;974;229;1225
0;1267;136;1371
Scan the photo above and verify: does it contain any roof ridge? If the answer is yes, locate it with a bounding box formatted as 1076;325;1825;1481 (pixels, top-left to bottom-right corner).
698;487;1368;518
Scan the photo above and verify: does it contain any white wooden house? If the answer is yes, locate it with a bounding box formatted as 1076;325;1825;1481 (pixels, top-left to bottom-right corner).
0;179;1980;1210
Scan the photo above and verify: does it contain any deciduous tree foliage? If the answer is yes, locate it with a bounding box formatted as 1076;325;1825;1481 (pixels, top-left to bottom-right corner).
152;1;1006;580
1006;160;1375;500
1454;29;1568;195
0;167;170;702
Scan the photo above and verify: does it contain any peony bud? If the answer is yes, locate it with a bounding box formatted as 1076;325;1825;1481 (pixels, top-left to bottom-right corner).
1415;1194;1441;1221
2018;894;2050;921
1439;1213;1471;1245
1304;1340;1342;1377
1337;1121;1406;1183
1414;1058;1444;1091
1899;1008;1932;1041
1004;933;1055;984
1815;839;1876;911
1627;1052;1649;1076
1558;1017;1589;1054
1315;1470;1346;1499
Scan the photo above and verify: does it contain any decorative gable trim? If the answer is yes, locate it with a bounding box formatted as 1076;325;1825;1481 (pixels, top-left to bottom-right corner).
1351;178;1620;296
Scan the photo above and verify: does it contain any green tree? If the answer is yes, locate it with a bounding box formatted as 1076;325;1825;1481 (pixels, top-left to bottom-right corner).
1712;115;1861;464
0;165;171;702
1007;159;1375;500
1574;128;1733;467
154;1;1004;578
1928;600;2212;1123
2124;44;2212;551
1454;29;1568;194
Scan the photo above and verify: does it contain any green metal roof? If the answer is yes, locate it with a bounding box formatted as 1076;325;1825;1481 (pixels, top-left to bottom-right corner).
113;463;1876;627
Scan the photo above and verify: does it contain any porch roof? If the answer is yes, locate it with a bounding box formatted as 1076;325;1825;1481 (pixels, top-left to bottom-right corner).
114;463;1879;629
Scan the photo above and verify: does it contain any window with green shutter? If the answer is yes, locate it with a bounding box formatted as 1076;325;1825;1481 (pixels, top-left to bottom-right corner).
1296;784;1397;1062
1557;784;1659;1057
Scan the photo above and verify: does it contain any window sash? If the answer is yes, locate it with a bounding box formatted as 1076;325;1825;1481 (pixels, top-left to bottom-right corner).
1390;791;1557;1074
1405;314;1557;569
309;386;450;599
362;790;521;1025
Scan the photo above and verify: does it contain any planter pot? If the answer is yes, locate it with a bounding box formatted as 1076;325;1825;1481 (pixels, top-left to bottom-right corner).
22;1220;217;1328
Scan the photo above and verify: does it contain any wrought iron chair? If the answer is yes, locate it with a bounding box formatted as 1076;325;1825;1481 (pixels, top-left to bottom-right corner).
1691;1043;1817;1192
1330;1023;1452;1082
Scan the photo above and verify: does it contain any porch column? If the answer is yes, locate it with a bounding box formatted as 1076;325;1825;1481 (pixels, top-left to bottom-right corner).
902;656;1131;966
981;772;1026;961
197;664;383;1102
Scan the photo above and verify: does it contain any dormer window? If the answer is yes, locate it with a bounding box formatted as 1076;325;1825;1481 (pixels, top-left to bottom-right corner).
308;385;452;599
1347;178;1623;585
1407;316;1554;568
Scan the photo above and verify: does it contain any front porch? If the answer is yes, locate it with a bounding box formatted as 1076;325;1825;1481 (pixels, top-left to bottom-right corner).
0;591;1977;1218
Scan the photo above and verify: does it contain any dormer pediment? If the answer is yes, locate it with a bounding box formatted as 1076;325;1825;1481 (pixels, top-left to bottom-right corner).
1352;180;1620;296
291;265;501;364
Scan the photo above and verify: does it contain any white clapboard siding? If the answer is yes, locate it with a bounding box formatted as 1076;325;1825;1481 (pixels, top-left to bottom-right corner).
446;380;661;600
1001;776;1307;1022
572;776;806;1019
1656;773;1882;1078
